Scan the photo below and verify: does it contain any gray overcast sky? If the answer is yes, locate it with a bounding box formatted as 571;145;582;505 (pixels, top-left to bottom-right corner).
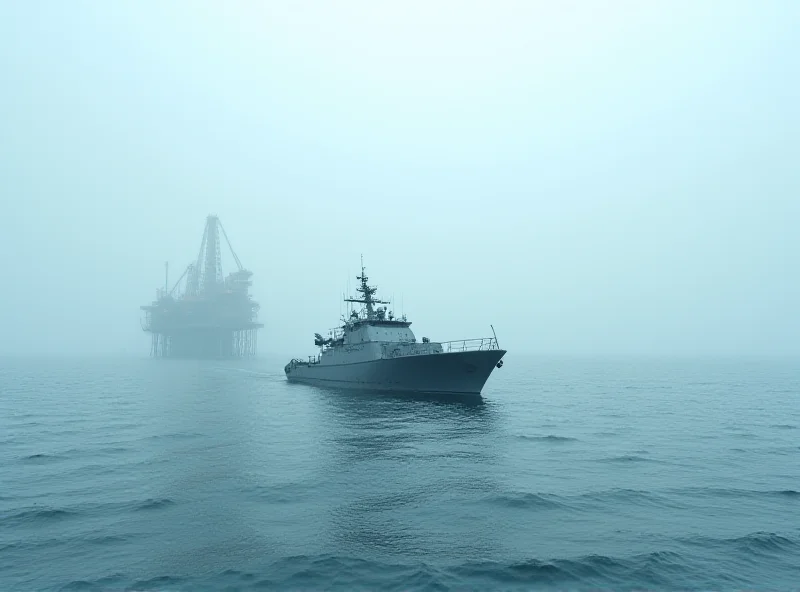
1;0;798;356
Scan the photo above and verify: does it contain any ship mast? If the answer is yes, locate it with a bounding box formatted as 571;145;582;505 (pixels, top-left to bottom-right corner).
343;255;389;320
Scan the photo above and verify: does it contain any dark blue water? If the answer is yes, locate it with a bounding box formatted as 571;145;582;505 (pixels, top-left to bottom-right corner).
1;355;799;591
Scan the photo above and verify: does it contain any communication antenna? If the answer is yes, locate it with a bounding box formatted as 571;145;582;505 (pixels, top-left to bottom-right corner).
491;324;499;348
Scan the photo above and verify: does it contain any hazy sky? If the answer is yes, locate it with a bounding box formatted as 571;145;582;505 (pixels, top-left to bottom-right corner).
2;0;798;356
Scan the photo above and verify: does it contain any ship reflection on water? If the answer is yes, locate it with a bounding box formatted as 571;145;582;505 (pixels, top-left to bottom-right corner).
303;383;504;560
292;381;489;408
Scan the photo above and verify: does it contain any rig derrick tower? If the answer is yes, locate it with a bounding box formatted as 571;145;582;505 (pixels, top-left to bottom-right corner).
140;215;263;359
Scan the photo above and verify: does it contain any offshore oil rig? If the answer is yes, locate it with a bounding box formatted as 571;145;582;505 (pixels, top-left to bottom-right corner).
140;215;263;358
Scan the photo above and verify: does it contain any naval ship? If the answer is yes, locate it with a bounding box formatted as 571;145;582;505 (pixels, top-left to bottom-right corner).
284;261;506;395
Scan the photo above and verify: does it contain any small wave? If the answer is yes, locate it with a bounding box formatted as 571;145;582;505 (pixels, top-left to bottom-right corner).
455;550;687;586
676;487;800;501
245;482;313;504
585;488;683;509
58;574;125;591
486;492;564;510
457;558;579;584
59;582;96;591
734;532;798;554
682;532;798;556
0;538;67;553
135;498;175;511
268;555;409;587
2;507;78;528
53;549;738;590
518;435;578;443
86;534;131;545
144;432;203;441
96;446;130;454
772;424;797;430
21;452;63;463
598;455;654;464
219;568;256;581
731;432;758;439
485;488;681;511
126;575;185;590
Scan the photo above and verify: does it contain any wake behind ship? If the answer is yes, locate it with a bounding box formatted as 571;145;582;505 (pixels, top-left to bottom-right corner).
284;260;506;396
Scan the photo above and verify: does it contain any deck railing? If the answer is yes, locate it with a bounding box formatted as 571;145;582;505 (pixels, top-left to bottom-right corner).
287;355;320;367
440;337;500;353
290;337;501;366
381;337;499;360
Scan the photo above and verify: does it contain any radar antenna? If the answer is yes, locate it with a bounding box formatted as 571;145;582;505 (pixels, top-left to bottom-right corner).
343;255;390;320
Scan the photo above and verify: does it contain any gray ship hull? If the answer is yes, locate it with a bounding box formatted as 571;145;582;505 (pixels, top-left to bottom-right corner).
285;349;506;396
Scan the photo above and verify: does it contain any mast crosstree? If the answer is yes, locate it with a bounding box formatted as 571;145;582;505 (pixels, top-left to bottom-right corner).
344;255;390;320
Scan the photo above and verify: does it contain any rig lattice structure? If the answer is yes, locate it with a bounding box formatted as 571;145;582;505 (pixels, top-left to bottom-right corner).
140;215;263;359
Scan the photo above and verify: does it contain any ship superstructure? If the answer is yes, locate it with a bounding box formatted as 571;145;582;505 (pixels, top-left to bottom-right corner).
285;259;505;395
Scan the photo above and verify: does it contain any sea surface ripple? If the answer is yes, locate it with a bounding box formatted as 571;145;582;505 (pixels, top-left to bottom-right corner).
1;355;799;591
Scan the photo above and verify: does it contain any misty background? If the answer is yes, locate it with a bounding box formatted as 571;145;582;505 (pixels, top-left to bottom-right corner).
1;0;797;357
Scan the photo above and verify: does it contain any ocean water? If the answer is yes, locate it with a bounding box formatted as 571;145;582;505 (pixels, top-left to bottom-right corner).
1;354;799;591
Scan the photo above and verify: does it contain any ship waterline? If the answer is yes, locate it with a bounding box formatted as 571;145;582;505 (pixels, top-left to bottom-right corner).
284;259;506;396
